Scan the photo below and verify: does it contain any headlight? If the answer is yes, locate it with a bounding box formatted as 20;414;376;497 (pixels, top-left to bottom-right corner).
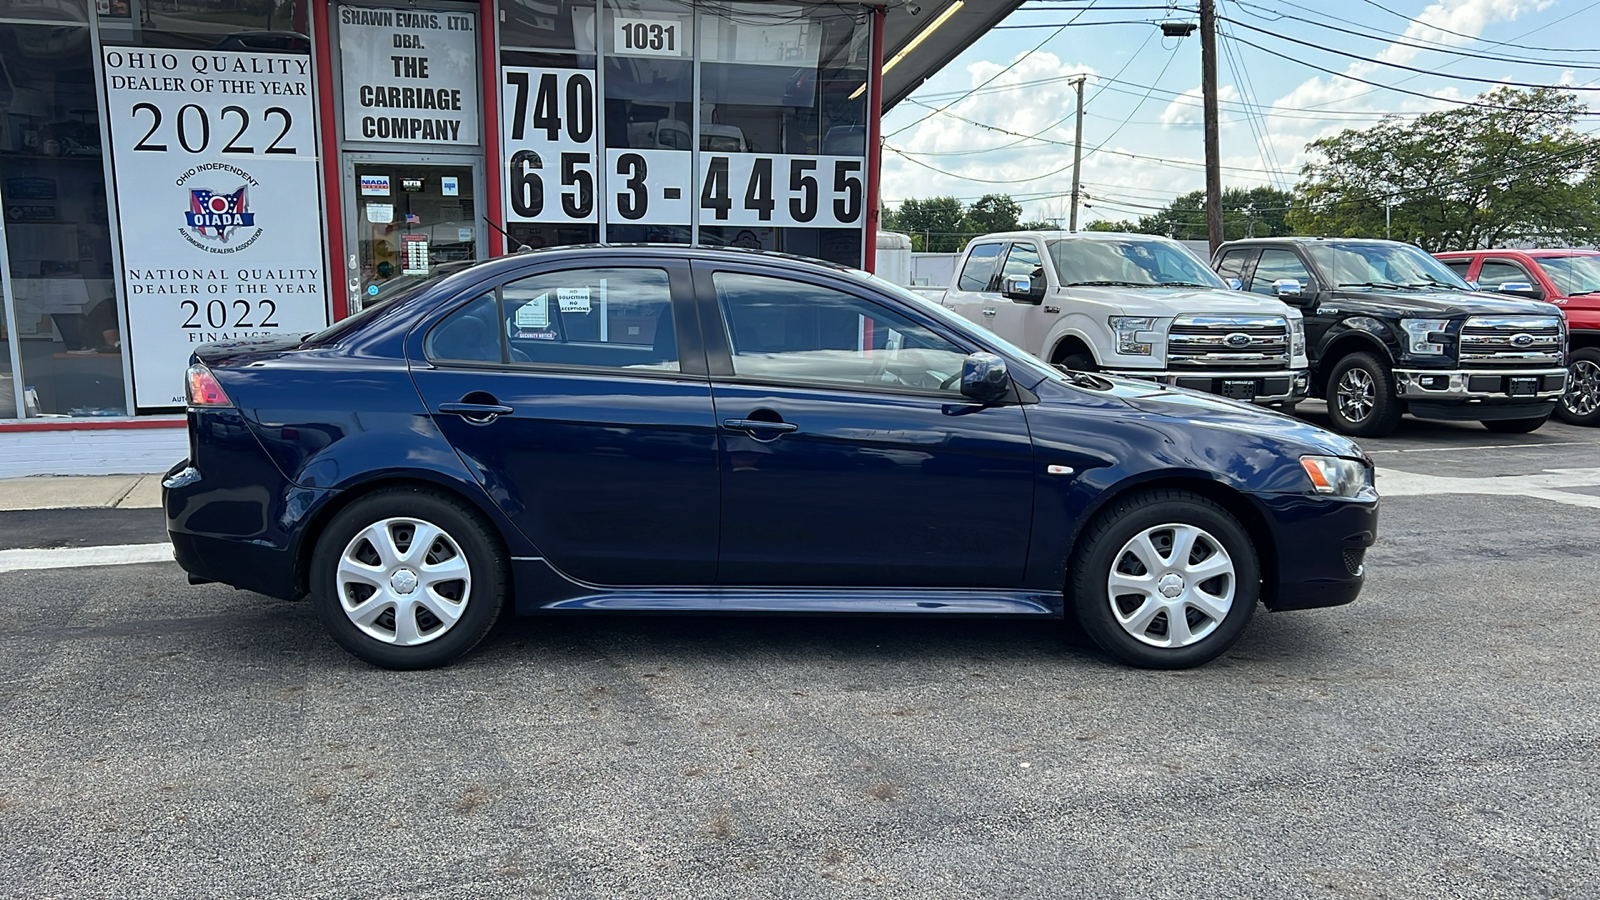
1300;456;1373;497
1109;316;1157;356
1400;318;1450;356
1287;314;1306;359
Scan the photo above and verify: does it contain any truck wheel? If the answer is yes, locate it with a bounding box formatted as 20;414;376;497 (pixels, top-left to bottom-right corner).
1557;347;1600;426
1068;489;1258;669
1057;350;1097;372
1481;414;1550;434
1326;352;1403;437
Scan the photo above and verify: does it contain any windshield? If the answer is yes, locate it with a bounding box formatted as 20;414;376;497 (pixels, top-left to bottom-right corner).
1306;242;1471;290
854;272;1059;385
1047;238;1227;289
304;260;481;345
1537;255;1600;295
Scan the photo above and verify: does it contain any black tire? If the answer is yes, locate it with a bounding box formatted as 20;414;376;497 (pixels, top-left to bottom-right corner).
1481;414;1550;434
1068;489;1259;669
1056;349;1098;372
310;487;507;670
1325;352;1403;437
1557;347;1600;426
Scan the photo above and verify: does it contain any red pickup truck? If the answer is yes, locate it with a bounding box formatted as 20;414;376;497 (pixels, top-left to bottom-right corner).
1434;249;1600;426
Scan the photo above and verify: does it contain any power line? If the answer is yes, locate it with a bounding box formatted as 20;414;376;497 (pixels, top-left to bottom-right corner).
1355;0;1600;54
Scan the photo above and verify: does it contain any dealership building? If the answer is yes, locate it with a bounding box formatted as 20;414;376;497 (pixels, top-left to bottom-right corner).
0;0;1016;475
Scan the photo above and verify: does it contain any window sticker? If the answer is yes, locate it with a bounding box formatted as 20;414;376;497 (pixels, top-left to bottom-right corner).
557;286;591;314
515;293;550;331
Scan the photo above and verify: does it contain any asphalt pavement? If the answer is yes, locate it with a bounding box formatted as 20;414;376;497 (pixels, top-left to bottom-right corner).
1;414;1598;899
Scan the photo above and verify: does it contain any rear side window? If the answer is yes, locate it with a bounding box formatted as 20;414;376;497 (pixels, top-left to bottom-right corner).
1250;249;1313;295
1441;259;1473;279
958;242;1004;292
426;267;679;372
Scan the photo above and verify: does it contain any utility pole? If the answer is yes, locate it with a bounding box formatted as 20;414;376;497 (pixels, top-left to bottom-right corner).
1069;75;1086;233
1385;196;1393;240
1199;0;1223;255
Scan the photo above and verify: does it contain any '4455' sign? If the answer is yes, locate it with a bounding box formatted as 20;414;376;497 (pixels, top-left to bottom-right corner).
500;66;865;230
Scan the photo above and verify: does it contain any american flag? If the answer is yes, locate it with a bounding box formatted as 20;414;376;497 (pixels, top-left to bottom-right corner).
405;213;420;224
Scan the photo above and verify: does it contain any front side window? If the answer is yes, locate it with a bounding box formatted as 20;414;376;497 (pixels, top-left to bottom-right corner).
1535;255;1600;296
1048;238;1225;288
1250;249;1314;296
713;272;968;393
958;243;1004;292
427;267;679;371
1477;261;1536;291
998;243;1044;291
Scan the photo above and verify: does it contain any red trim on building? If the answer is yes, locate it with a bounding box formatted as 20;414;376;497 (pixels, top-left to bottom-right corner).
480;0;505;257
0;418;184;434
864;6;886;274
312;0;349;320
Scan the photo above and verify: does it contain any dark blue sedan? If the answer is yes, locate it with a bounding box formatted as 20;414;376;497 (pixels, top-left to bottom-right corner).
163;246;1378;670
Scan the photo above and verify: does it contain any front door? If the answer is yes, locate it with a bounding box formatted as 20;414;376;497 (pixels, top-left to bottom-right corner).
409;260;720;585
350;162;479;308
694;264;1036;588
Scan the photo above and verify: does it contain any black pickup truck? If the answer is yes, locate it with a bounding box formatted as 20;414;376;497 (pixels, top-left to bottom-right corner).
1212;237;1567;437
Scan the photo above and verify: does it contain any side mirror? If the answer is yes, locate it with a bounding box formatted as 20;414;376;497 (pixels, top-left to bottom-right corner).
1227;277;1243;291
1498;281;1545;299
1271;278;1303;299
959;352;1011;403
1002;273;1045;305
1466;280;1481;291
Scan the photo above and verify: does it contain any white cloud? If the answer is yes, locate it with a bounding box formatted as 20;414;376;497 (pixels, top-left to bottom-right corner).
1159;85;1242;127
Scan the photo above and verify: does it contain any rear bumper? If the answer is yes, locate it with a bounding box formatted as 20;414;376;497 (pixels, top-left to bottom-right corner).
1104;368;1310;406
1253;492;1379;612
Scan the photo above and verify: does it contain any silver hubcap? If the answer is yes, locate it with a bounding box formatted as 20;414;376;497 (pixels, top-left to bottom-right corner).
1565;359;1600;417
1336;367;1376;423
336;517;471;646
1106;523;1235;648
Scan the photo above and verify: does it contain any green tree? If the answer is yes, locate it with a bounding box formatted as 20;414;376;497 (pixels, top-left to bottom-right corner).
962;194;1023;235
881;196;968;252
1083;219;1140;232
1289;87;1600;251
1131;186;1296;241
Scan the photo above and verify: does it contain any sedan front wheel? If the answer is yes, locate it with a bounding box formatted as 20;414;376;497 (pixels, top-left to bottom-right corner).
1070;489;1259;668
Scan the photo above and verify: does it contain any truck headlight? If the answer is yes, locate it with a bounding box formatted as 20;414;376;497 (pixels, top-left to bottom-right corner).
1110;316;1157;356
1300;456;1373;497
1287;314;1306;360
1400;318;1450;356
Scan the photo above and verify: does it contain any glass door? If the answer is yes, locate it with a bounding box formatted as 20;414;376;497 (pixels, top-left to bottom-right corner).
350;163;478;307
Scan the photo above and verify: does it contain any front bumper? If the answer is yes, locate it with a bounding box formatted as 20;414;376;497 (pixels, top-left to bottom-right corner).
1395;367;1566;420
1104;367;1310;406
1254;492;1379;612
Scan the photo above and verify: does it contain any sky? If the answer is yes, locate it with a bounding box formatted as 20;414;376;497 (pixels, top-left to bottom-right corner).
878;0;1600;228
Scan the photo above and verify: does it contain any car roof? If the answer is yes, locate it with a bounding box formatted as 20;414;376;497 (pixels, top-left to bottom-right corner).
969;230;1182;244
1434;248;1600;258
445;242;861;276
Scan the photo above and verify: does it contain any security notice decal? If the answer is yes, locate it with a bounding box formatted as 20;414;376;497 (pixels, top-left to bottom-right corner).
102;48;328;409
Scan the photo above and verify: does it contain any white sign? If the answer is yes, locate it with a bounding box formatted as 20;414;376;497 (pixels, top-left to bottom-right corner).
501;66;598;225
339;7;479;145
605;148;693;226
697;153;865;228
365;203;393;224
612;17;684;58
441;175;459;196
557;287;591;313
359;174;390;195
102;48;327;409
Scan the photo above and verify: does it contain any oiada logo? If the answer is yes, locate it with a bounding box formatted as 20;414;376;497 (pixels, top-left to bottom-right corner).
186;186;257;242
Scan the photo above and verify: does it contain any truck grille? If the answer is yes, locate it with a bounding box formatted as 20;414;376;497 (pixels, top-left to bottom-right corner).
1167;315;1289;368
1459;316;1564;368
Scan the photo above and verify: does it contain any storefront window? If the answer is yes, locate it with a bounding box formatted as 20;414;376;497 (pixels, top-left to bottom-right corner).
0;21;122;417
601;0;691;245
97;0;311;51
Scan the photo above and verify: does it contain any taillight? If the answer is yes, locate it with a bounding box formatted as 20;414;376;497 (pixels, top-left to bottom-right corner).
185;364;232;408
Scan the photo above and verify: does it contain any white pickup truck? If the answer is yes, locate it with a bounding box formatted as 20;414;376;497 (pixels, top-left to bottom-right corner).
935;230;1310;408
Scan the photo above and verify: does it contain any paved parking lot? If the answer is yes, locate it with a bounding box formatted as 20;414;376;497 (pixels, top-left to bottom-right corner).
2;415;1599;899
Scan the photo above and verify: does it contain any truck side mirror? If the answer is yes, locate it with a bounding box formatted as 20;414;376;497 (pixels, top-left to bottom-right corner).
1271;278;1303;298
1497;281;1545;299
1002;273;1045;305
1466;280;1481;291
1227;277;1243;291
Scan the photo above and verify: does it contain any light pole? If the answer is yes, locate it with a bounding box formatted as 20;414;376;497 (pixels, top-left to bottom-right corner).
1069;75;1086;232
1158;12;1220;254
1385;196;1394;240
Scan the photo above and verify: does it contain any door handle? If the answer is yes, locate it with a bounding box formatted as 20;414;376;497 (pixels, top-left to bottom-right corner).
981;308;998;317
723;417;798;434
438;401;514;423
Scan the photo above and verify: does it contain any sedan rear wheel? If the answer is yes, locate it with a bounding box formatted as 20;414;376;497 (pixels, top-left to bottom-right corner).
312;488;506;669
1070;489;1259;668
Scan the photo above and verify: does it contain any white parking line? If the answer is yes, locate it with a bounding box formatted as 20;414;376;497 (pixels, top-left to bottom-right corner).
1377;467;1600;509
1366;441;1591;454
0;543;173;574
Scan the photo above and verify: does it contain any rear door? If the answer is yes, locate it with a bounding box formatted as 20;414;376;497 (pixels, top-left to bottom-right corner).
692;262;1036;588
409;259;720;585
944;241;1005;326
